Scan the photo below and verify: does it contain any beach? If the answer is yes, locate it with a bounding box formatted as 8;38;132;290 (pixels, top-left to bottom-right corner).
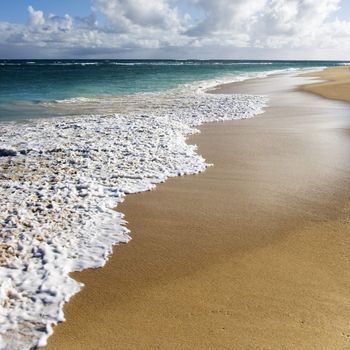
43;69;350;350
302;66;350;103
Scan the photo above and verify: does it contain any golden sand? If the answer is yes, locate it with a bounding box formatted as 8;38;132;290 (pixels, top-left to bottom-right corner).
44;73;350;350
302;66;350;102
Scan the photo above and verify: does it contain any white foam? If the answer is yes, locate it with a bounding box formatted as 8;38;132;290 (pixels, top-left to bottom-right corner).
0;84;268;349
41;69;284;117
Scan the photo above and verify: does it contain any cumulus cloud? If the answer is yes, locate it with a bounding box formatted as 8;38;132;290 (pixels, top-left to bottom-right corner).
75;13;98;29
188;0;345;49
28;6;45;27
0;0;349;58
187;0;267;36
94;0;184;31
27;6;73;34
253;0;342;46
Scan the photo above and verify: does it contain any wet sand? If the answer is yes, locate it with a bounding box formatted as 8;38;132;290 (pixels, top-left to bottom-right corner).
45;72;350;350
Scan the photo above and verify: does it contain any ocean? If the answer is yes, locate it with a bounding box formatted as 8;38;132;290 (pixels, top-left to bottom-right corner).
0;60;346;349
0;59;346;121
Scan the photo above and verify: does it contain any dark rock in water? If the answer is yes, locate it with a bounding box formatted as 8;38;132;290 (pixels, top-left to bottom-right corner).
0;148;17;157
19;149;31;155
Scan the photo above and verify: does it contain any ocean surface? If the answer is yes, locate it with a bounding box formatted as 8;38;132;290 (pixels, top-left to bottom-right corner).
0;59;347;121
0;60;347;349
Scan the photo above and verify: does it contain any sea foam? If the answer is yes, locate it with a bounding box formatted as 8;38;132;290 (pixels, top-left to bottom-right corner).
0;84;267;349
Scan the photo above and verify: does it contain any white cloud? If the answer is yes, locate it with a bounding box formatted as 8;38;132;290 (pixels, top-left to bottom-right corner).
94;0;184;31
254;0;342;46
0;1;349;58
27;6;73;34
188;0;344;49
28;6;45;27
187;0;267;35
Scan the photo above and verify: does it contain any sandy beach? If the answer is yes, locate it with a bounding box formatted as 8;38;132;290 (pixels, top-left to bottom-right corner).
302;66;350;103
44;70;350;350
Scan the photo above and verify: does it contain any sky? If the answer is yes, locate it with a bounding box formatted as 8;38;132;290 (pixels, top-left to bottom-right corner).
0;0;350;59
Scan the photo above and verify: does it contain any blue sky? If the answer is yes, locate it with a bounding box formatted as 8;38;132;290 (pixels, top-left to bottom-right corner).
336;1;350;19
0;0;203;24
0;0;349;59
0;1;92;22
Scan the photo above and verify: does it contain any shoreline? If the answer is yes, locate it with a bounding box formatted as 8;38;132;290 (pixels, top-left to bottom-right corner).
0;68;268;349
44;70;350;350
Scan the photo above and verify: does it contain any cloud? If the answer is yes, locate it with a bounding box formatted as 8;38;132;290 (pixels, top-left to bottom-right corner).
27;6;73;34
0;1;349;58
28;5;45;27
253;0;342;46
186;0;267;36
188;0;345;49
94;0;184;31
75;13;98;29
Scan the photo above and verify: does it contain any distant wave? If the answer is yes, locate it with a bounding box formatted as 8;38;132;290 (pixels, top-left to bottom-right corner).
110;62;183;66
46;62;100;66
0;61;278;67
1;61;346;69
0;62;101;66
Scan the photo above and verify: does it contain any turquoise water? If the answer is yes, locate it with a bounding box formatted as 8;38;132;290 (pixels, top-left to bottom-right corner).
0;59;347;121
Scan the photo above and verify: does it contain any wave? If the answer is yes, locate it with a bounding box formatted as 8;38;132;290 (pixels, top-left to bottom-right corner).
47;62;100;66
110;61;275;66
0;79;268;349
41;69;290;109
0;61;277;67
110;62;185;66
0;62;101;67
